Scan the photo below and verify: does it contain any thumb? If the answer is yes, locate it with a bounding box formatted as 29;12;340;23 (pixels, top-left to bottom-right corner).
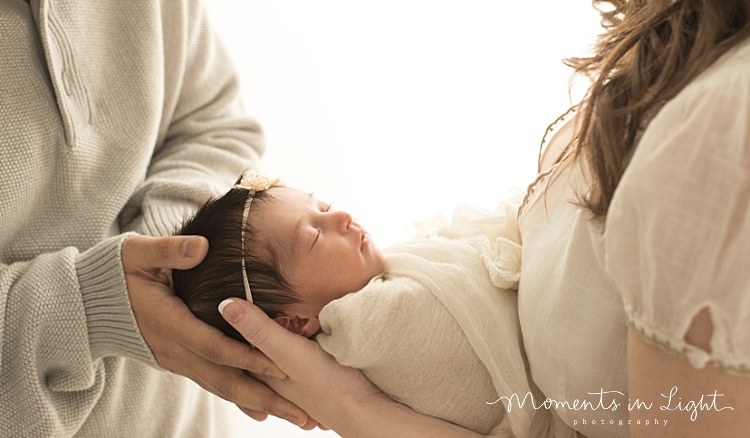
122;234;209;271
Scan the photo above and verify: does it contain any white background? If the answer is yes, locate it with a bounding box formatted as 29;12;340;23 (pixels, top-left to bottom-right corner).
205;1;602;436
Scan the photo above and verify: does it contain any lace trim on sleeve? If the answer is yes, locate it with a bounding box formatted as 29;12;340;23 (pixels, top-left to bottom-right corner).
625;309;750;376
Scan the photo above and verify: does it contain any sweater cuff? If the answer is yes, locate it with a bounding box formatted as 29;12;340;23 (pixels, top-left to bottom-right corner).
76;233;157;365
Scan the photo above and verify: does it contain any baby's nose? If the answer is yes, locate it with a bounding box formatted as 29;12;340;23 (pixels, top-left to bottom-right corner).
331;210;352;231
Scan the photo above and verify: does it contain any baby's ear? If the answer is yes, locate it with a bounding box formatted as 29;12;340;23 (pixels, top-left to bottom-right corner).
275;315;320;338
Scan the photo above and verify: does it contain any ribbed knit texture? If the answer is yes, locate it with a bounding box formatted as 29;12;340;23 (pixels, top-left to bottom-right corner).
0;0;263;436
77;234;155;363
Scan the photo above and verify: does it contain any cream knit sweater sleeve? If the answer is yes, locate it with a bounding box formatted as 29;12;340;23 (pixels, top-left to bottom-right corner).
118;1;265;237
0;0;260;436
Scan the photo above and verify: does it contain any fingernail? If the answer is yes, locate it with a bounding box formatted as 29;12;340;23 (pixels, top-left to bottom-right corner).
265;367;287;379
218;299;244;323
291;414;306;428
181;237;202;259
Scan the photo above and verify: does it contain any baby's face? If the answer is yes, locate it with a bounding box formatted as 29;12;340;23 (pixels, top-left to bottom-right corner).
255;186;385;315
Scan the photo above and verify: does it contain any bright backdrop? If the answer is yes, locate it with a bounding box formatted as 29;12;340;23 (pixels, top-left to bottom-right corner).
205;1;602;436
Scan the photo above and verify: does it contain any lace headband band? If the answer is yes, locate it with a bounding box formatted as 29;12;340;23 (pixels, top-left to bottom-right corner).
233;170;281;304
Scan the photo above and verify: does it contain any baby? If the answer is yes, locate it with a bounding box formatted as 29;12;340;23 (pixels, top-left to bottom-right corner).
173;171;575;438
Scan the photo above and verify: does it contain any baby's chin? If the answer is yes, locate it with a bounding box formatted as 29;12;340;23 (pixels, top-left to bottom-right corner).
370;253;386;280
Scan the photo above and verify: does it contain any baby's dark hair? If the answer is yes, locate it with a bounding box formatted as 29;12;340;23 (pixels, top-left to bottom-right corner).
172;182;300;343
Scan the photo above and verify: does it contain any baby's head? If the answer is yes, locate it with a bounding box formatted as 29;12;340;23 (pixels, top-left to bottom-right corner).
173;171;385;341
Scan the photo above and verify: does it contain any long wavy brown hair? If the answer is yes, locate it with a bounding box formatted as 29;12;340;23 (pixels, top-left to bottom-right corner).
532;0;750;218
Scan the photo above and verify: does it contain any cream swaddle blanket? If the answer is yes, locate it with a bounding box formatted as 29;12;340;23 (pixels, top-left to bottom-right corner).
317;197;577;437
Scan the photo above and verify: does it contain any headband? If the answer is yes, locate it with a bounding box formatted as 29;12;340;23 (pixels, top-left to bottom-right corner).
233;170;281;303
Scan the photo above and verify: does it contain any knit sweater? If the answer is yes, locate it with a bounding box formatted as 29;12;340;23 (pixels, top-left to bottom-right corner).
0;0;263;436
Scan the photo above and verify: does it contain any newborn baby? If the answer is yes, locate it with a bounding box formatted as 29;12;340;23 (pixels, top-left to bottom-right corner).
173;170;576;437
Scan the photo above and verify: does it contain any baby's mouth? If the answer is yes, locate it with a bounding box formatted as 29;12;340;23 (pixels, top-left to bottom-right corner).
359;229;369;250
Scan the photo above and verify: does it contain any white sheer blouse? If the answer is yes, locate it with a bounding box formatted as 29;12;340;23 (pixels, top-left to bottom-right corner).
518;36;750;438
519;133;630;438
605;37;750;373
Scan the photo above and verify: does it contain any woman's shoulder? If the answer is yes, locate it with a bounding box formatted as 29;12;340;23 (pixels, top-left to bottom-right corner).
634;38;750;163
701;35;750;80
666;36;750;113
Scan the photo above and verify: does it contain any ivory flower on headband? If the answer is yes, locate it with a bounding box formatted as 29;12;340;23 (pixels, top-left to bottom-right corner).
233;170;278;192
234;170;282;303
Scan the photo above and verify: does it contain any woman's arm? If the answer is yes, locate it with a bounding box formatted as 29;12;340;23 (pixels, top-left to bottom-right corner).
219;298;483;438
627;317;750;437
603;57;750;437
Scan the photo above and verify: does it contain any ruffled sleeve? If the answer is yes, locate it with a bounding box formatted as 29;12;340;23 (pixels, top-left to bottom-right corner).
604;48;750;372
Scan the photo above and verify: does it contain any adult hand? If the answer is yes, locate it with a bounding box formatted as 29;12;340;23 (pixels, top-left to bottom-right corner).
121;234;316;429
218;298;483;438
217;297;385;434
